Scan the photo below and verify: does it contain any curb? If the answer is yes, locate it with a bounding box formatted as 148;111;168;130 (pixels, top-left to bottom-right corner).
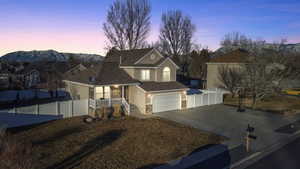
154;144;229;169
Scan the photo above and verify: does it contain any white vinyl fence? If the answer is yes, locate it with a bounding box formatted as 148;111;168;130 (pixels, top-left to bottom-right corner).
0;99;88;118
187;89;224;108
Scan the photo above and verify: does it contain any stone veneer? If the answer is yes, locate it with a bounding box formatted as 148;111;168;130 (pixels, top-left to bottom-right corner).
146;104;153;114
181;100;187;109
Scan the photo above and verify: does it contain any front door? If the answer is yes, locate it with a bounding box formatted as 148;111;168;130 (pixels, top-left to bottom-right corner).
111;86;121;98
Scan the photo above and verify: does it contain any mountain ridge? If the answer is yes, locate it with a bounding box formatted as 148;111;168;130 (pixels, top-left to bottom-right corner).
0;49;104;62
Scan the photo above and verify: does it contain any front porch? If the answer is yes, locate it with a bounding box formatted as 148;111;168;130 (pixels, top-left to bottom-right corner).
89;85;131;114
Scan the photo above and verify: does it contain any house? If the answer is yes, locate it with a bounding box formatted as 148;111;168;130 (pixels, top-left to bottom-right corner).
63;63;87;77
64;48;189;115
0;70;11;89
206;49;248;89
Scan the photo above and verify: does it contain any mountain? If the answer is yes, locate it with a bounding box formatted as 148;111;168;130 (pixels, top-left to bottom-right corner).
213;43;300;57
0;50;104;62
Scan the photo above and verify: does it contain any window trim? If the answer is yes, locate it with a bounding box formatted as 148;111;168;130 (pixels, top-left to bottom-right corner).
162;67;171;81
141;69;150;81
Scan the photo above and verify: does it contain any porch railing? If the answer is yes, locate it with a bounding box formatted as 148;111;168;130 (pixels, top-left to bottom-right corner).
94;98;130;114
121;98;130;115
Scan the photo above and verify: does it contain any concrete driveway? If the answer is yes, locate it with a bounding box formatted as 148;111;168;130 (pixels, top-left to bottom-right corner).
155;105;300;151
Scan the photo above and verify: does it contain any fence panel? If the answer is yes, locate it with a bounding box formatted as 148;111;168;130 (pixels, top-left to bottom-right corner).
203;94;209;105
73;99;88;116
17;105;36;114
60;101;72;118
187;95;195;108
216;93;223;104
39;102;57;115
195;95;203;107
209;93;216;105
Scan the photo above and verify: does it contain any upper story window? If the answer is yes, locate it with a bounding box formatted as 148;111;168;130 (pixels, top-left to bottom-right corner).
141;69;150;81
163;67;171;81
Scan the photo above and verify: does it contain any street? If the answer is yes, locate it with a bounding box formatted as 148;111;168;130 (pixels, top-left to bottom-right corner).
246;137;300;169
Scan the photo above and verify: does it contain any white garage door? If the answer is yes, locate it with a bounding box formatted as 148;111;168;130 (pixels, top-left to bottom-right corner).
153;93;181;113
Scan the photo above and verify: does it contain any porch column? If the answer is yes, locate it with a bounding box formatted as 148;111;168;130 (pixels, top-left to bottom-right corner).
121;86;124;99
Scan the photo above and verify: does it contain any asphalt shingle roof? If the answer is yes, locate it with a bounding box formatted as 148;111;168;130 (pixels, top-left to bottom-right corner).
210;49;249;63
139;81;188;92
95;62;139;85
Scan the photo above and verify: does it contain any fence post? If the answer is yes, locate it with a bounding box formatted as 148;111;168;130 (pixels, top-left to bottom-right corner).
36;104;38;115
71;100;74;117
57;101;60;116
208;93;210;105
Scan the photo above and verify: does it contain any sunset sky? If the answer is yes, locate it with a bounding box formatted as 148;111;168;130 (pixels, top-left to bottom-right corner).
0;0;299;56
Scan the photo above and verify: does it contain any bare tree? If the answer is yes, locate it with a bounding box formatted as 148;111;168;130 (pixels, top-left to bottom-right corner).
220;32;255;52
189;49;210;79
242;41;298;108
218;65;243;97
103;0;151;50
159;10;196;57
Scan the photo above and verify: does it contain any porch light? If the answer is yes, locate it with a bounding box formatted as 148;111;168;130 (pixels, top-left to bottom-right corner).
147;94;152;98
114;85;119;88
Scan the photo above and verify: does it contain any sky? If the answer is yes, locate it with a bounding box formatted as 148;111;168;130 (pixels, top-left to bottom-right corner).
0;0;299;56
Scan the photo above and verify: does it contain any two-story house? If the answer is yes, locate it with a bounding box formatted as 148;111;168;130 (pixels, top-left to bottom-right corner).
64;48;188;115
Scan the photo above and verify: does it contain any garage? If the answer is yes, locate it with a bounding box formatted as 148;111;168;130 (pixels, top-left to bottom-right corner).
152;92;181;113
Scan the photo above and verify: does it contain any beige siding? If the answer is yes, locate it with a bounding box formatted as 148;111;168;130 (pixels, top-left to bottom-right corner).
206;63;243;89
65;81;90;100
138;50;162;64
134;69;156;81
156;59;177;82
129;85;146;114
123;68;135;79
124;68;156;81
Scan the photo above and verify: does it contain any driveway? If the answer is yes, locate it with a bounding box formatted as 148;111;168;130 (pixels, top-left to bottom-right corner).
155;104;300;151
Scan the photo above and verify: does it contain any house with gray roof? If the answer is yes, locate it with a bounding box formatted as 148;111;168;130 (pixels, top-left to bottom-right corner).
63;48;189;115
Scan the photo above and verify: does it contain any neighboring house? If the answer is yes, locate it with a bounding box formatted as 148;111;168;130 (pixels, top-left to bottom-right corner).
16;68;41;88
64;48;188;115
24;69;40;88
206;49;248;89
0;70;11;89
63;63;87;77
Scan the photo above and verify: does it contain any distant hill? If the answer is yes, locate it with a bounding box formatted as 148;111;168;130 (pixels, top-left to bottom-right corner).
0;50;104;62
213;43;300;57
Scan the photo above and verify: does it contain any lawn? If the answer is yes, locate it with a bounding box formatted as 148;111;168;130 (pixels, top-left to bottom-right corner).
224;95;300;115
10;116;225;169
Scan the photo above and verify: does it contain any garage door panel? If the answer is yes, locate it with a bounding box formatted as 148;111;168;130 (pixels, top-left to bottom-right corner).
153;93;180;113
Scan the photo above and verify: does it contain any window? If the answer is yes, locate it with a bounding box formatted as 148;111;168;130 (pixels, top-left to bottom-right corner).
141;70;150;81
163;67;171;81
95;86;110;99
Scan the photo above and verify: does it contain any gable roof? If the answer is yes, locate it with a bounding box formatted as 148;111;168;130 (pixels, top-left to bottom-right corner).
95;62;139;85
64;62;139;86
210;49;249;63
105;48;153;65
104;48;179;68
64;63;102;85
